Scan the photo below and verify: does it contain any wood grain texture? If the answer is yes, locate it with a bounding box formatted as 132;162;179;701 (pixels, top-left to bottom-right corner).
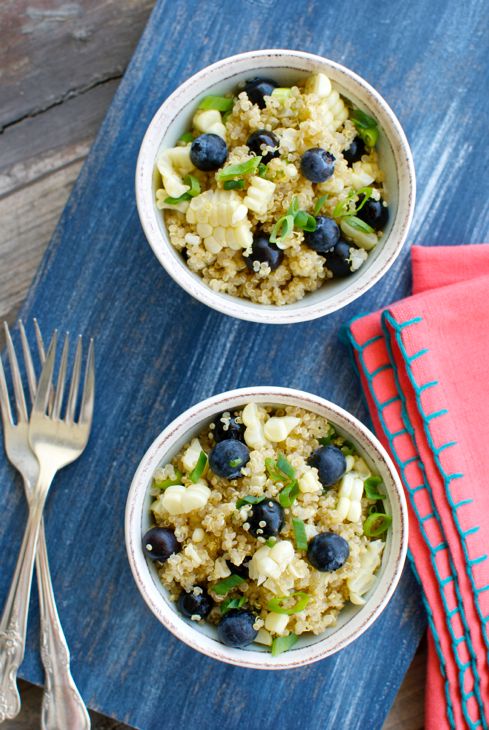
0;0;487;728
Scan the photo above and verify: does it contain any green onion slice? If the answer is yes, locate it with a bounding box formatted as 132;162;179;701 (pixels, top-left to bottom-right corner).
265;537;277;547
292;518;308;550
271;87;292;102
153;469;183;490
269;214;294;244
351;109;379;147
340;440;356;456
223;179;245;190
343;215;374;234
363;512;392;537
294;210;317;232
217;156;262;180
271;632;298;656
163;174;201;205
164;193;191;205
258;162;268;177
220;596;246;614
266;454;296;482
319;425;336;447
198;95;234;112
333;187;372;219
213;574;245;596
189;451;208;483
177;132;194;144
278;480;299;508
314;194;329;215
364;475;385;501
287;196;300;216
236;495;266;508
276;453;295;479
267;592;310;615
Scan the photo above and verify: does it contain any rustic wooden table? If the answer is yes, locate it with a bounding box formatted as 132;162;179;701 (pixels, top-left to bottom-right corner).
0;1;425;728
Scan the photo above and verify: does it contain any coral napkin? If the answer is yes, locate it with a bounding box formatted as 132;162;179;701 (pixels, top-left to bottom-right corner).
346;245;489;730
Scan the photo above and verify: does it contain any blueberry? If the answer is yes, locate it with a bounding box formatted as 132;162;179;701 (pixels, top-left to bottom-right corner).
226;558;250;579
308;445;347;487
307;532;350;572
190;133;228;171
343;136;366;166
304;216;340;253
356;196;389;230
246;129;280;164
217;609;258;647
209;439;250;479
212;413;245;443
247;499;285;538
323;240;353;277
244;232;284;273
142;527;180;562
300;148;335;183
177;588;213;619
244;77;278;109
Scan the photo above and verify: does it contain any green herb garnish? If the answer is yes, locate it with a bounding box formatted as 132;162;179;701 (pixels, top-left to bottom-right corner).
220;596;246;614
266;454;295;482
258;162;268;177
198;95;234;112
153;469;183;490
294;210;317;232
364;475;385;501
265;537;277;547
333;187;372;218
351;109;379;147
229;457;242;468
318;425;337;446
270;196;317;244
269;214;295;244
363;512;392;537
163;174;201;205
213;574;245;596
276;453;295;479
236;495;266;509
267;592;309;615
292;518;308;550
278;480;299;508
217;156;262;180
314;194;329;215
271;632;298;656
189;451;208;483
177;132;194;144
271;87;292;102
340;440;356;456
223;179;245;190
342;215;374;234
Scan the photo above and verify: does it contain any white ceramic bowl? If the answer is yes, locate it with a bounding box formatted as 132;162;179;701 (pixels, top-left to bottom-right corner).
125;387;408;669
136;49;415;324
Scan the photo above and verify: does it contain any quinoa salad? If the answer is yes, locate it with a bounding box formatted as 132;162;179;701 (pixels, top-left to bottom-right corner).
142;403;392;655
155;72;389;306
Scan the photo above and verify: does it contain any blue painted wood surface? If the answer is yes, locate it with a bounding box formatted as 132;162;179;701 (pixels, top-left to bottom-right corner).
1;0;488;727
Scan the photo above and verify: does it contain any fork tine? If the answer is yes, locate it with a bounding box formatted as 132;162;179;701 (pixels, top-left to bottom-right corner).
65;336;82;423
34;318;46;363
52;333;69;419
0;351;13;427
4;322;28;423
19;319;37;403
33;331;58;416
79;339;95;425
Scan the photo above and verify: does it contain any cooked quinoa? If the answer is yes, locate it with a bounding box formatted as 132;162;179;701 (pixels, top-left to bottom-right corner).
143;403;391;654
155;72;388;305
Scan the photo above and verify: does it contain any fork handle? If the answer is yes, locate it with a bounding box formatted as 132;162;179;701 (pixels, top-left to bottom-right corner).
0;490;47;721
36;526;91;730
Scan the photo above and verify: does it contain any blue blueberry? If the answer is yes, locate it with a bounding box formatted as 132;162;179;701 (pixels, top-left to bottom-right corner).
244;233;283;272
323;240;353;277
307;532;350;572
190;133;228;171
246;129;279;163
209;439;250;479
247;499;285;538
308;445;347;487
142;527;180;562
244;77;278;109
356;196;389;230
177;588;213;619
343;136;366;166
212;413;245;443
304;216;340;253
300;148;335;183
217;609;258;647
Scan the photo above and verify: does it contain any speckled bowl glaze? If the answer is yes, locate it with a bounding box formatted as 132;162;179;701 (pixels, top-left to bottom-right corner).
135;49;415;324
125;387;408;669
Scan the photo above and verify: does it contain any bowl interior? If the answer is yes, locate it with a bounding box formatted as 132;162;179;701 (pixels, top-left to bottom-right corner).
127;389;406;667
140;51;412;321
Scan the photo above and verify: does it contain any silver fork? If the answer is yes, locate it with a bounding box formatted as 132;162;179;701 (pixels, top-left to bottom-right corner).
0;323;93;729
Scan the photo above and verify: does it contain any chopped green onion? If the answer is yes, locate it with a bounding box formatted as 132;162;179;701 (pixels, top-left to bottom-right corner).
292;518;308;550
355;187;373;212
362;127;379;147
287;196;300;217
294;210;317;232
276;453;295;480
319;425;337;447
314;194;329;215
266;454;296;483
364;475;385;501
333;187;372;219
163;174;201;205
265;537;277;547
164;193;191;205
236;495;266;508
267;592;310;615
213;574;245;596
363;512;392;537
217;156;262;180
258;162;268;177
340;440;356;456
220;596;246;614
278;480;299;508
189;451;207;483
198;95;234;112
351;109;379;148
343;215;374;234
229;457;242;468
271;87;292;102
153;469;183;490
271;632;298;656
177;132;194;144
223;179;245;190
269;214;294;244
369;500;386;515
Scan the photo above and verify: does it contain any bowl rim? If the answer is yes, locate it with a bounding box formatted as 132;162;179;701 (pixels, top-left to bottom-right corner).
125;386;408;669
135;48;416;324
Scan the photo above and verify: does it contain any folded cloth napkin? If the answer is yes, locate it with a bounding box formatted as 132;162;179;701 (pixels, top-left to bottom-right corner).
346;245;489;730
